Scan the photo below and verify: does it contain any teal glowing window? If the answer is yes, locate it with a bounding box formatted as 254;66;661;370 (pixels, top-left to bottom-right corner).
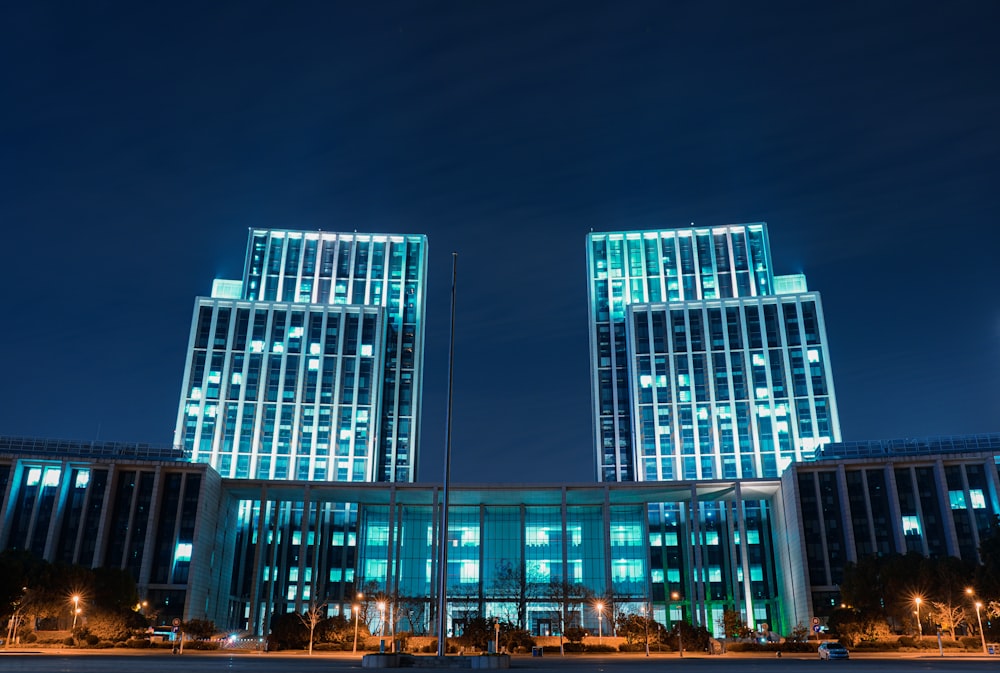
526;560;551;581
460;560;479;583
649;532;663;546
26;468;41;487
611;524;643;546
75;470;90;488
664;532;678;546
526;527;550;546
612;559;645;581
902;516;921;536
667;568;680;582
971;489;986;509
365;559;388;580
174;543;193;563
651;569;664;583
367;526;389;545
42;468;61;488
950;491;967;509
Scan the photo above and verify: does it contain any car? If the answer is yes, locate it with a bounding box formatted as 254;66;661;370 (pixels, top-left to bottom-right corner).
818;641;850;660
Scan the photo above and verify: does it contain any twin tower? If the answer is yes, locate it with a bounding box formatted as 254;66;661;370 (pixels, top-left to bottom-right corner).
176;223;840;486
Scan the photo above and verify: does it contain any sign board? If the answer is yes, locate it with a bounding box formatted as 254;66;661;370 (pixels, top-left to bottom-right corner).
813;625;822;633
811;617;820;625
172;618;181;627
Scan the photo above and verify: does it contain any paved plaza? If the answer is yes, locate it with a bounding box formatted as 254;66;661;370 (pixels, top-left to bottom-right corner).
1;652;1000;673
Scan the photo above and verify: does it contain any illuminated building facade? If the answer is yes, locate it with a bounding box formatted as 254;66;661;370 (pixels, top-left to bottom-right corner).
175;230;427;483
586;224;841;482
3;225;999;642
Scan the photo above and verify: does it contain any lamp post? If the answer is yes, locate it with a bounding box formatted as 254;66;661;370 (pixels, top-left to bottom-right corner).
967;588;988;654
975;602;987;654
643;603;650;657
914;597;922;639
494;618;500;654
595;602;604;643
353;604;360;654
671;592;683;658
71;595;80;630
378;601;386;637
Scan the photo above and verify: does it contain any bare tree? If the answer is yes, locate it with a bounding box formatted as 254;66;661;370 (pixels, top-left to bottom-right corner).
543;581;594;656
297;602;327;655
930;601;966;639
487;560;525;628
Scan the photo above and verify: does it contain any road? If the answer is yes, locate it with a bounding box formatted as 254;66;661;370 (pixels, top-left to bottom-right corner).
0;652;998;673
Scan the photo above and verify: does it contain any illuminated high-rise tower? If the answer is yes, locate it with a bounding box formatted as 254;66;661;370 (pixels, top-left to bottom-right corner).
175;229;427;482
586;223;841;482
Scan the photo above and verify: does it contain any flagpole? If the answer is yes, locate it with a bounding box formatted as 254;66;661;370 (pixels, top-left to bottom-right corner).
436;252;458;657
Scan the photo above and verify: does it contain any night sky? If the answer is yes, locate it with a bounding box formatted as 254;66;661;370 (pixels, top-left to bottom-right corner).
1;2;998;484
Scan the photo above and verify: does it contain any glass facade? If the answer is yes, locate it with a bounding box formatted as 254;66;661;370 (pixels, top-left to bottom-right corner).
175;230;427;483
586;223;840;482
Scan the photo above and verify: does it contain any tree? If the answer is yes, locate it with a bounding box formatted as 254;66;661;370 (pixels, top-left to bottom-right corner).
542;580;593;655
668;621;711;653
616;613;665;648
454;615;493;651
487;560;525;628
183;618;217;640
975;515;1000;599
86;608;146;643
930;601;965;639
269;612;307;650
718;609;751;639
297;602;327;655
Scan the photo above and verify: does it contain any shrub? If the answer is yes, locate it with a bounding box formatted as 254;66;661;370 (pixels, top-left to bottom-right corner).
564;627;587;644
503;630;535;651
85;634;100;646
125;638;150;648
562;642;585;652
618;642;645;652
22;632;37;644
63;637;75;646
960;636;981;650
585;644;616;653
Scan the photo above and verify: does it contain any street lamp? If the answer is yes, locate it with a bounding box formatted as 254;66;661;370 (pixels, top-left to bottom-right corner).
595;602;604;643
353;604;360;654
71;595;80;629
914;597;922;639
377;601;386;637
974;602;987;654
642;603;650;657
967;588;987;654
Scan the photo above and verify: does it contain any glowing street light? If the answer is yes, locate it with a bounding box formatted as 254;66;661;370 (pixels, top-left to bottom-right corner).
914;597;922;638
595;602;604;643
71;595;80;629
967;588;987;654
352;604;360;654
377;601;386;637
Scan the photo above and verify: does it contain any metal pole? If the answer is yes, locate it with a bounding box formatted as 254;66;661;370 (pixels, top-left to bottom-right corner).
976;603;987;654
436;253;458;657
353;604;359;653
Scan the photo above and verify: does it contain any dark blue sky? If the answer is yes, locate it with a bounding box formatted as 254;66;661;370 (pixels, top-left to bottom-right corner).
1;2;998;484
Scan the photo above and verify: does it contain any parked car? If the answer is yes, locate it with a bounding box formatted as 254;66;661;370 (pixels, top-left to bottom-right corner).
818;641;850;660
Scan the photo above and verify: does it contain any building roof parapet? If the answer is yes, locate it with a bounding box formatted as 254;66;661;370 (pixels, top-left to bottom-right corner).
812;434;1000;461
0;436;185;462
